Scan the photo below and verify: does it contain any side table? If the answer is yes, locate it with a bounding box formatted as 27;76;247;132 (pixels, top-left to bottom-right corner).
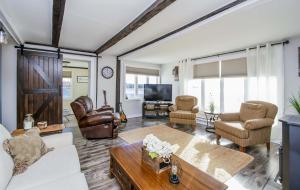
11;124;65;137
204;112;220;133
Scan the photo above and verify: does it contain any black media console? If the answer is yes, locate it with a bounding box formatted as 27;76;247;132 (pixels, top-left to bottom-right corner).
142;101;173;119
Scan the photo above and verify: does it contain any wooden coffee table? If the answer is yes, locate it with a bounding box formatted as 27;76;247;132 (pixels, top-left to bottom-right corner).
11;124;65;137
110;142;228;190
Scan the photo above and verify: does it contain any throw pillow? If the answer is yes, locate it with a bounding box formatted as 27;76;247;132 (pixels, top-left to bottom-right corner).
240;103;267;122
2;127;53;175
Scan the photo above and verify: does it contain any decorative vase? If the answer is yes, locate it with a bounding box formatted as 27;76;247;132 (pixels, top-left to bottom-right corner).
23;114;34;130
141;146;171;174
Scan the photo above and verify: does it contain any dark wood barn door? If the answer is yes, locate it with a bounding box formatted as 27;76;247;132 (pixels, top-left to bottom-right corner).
17;50;63;129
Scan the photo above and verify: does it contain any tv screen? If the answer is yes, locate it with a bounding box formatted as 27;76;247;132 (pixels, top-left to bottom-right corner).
144;84;172;101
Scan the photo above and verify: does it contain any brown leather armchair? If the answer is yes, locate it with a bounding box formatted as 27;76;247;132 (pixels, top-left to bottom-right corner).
70;96;120;139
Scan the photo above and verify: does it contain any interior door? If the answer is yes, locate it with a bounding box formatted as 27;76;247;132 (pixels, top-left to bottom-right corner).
17;50;63;129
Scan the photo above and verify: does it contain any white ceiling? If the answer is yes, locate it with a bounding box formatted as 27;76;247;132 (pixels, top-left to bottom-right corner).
59;0;156;51
118;0;300;63
0;0;299;63
102;0;235;55
0;0;53;44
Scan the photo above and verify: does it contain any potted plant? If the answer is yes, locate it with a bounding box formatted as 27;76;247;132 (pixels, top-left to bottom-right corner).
209;101;215;113
142;134;173;174
289;92;300;114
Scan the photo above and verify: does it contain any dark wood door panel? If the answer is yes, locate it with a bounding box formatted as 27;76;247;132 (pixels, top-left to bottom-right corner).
17;50;62;129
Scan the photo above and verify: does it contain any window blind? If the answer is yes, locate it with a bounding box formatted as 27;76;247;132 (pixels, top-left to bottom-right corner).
63;71;72;78
221;58;247;77
193;61;219;78
126;66;159;76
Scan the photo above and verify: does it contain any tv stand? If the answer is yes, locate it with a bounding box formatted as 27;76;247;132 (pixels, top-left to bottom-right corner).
142;101;173;119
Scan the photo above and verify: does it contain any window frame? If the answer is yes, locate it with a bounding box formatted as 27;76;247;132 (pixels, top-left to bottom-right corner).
125;73;160;101
190;57;247;113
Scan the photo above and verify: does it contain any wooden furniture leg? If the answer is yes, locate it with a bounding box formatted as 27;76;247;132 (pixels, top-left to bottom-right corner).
191;125;196;131
239;146;246;152
216;134;221;145
266;142;270;151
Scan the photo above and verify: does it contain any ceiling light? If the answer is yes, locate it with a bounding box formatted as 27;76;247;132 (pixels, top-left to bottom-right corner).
0;28;8;44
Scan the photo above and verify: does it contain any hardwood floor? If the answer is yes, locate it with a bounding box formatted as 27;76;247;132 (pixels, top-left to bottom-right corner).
66;117;282;190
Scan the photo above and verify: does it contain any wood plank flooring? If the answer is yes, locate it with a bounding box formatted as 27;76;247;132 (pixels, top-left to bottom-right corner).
66;117;282;190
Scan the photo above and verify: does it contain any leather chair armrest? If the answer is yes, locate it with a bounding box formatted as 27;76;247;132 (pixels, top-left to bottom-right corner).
219;112;240;121
79;114;114;128
96;106;114;113
192;105;199;113
244;118;274;130
169;105;177;112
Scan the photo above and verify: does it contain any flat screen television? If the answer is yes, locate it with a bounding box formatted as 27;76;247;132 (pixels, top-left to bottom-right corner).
144;84;172;101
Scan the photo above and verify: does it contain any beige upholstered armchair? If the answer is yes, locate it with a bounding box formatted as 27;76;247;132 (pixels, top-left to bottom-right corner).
215;101;278;152
169;96;199;130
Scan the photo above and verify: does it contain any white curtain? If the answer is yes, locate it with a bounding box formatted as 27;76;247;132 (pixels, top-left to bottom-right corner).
246;43;284;142
179;59;193;95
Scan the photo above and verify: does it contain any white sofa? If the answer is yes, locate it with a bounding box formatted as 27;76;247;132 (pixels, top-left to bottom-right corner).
0;124;88;190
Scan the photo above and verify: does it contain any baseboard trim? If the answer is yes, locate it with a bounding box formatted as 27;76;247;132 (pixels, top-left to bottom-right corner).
127;114;142;119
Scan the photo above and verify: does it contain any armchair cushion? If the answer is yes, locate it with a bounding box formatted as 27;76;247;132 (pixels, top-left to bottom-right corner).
79;114;113;127
244;118;274;130
192;106;199;113
240;103;267;122
169;110;196;120
219;112;240;121
169;105;177;112
215;121;249;139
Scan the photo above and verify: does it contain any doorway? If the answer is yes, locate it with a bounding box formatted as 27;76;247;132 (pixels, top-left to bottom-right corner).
62;58;89;124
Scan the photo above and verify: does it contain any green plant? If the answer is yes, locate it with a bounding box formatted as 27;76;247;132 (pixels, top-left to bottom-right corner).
289;92;300;114
209;102;215;113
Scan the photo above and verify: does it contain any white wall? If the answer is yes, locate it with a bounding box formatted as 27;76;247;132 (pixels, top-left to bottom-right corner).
1;43;17;131
284;36;300;115
160;62;179;103
120;60;162;118
97;55;117;109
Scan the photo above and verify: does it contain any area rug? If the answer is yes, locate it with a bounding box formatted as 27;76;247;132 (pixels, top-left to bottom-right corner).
119;125;254;183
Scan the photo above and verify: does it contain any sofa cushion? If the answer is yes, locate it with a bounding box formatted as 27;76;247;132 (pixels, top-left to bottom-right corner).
169;110;196;120
0;124;14;190
3;128;53;175
7;145;80;190
215;121;249;139
240;103;267;122
42;132;73;149
28;173;88;190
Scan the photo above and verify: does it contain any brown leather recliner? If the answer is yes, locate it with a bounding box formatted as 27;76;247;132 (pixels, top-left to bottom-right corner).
70;96;120;139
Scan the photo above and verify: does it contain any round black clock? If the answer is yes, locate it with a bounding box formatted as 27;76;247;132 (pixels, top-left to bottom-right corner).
101;66;114;79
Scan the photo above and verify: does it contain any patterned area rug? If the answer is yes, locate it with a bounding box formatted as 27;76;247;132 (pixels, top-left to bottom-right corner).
119;124;254;183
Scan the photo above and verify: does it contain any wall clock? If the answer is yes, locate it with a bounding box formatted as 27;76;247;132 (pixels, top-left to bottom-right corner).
101;66;114;79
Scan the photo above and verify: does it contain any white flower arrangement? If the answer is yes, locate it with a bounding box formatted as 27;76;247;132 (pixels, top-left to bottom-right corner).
143;134;173;160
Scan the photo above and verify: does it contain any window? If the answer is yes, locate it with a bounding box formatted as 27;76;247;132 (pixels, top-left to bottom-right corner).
187;79;201;107
137;75;147;98
125;74;159;100
125;66;160;100
188;57;247;113
224;77;245;112
125;74;136;99
63;77;72;100
204;78;220;112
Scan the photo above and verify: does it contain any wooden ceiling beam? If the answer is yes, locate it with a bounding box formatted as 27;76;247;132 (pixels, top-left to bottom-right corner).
95;0;176;54
52;0;66;47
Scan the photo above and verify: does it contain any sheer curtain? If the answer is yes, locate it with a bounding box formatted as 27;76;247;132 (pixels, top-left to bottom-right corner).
179;59;193;95
246;43;284;142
